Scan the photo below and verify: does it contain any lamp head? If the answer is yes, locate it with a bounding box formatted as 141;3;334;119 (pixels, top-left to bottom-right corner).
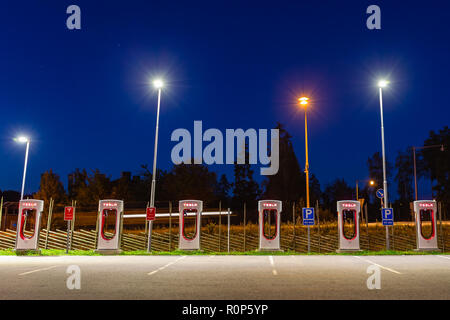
152;79;164;89
298;97;309;106
16;136;29;143
378;80;389;88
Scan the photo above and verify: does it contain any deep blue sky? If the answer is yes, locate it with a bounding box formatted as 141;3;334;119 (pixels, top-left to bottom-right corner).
1;1;449;200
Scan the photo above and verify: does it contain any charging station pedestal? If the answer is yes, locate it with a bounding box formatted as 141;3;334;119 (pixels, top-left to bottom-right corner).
179;200;203;251
15;199;44;254
414;200;439;251
95;200;124;255
336;200;361;252
258;200;282;251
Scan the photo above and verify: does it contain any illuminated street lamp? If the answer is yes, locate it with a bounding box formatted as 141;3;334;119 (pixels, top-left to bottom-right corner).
377;79;390;250
15;136;30;200
147;78;164;252
298;97;310;208
299;96;312;253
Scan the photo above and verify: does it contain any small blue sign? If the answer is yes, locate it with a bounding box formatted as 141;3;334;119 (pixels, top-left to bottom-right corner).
376;189;384;199
302;208;315;226
382;208;394;226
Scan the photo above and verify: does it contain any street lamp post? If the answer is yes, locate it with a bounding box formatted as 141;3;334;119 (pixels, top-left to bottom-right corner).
299;97;311;253
147;79;164;252
16;137;30;200
412;144;444;201
377;80;390;250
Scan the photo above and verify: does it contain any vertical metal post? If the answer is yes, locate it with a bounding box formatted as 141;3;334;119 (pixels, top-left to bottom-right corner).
243;202;246;252
304;108;310;208
144;201;149;238
0;196;3;231
364;203;370;250
227;208;230;253
218;201;222;252
378;86;390;250
94;204;99;249
148;87;162;252
356;180;359;200
169;201;172;251
20;141;30;200
307;226;310;253
70;200;76;250
44;198;53;249
316;200;321;253
413;147;418;201
439;202;444;251
292;202;296;251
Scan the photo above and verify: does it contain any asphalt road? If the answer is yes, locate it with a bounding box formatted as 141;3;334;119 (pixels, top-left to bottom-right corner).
0;255;449;300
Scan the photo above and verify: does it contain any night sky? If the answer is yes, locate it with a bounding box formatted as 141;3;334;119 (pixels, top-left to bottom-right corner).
1;1;449;199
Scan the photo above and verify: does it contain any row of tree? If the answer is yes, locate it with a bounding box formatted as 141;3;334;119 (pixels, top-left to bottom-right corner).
1;125;448;222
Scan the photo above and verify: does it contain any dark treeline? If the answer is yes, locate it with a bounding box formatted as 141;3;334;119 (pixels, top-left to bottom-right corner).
1;125;448;223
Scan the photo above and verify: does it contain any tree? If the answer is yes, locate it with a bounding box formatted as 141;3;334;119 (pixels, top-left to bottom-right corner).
0;190;21;202
34;170;66;204
395;148;414;202
161;162;217;203
72;169;112;205
262;123;306;202
232;144;261;220
322;178;354;211
393;147;416;221
215;174;231;205
68;168;88;200
422;126;450;205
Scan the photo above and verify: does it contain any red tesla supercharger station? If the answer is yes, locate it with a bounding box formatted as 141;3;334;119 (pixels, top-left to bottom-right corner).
258;200;282;251
336;200;361;252
95;200;124;254
178;200;203;250
15;199;44;253
413;200;439;251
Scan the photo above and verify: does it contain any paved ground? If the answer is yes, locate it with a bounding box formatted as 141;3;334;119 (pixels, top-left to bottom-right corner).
0;255;449;300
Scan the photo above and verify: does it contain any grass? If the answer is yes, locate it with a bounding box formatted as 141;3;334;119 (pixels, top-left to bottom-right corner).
1;248;446;256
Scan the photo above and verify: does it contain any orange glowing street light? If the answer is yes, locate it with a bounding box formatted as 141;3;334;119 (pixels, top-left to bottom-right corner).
298;96;311;208
298;95;312;253
298;96;309;106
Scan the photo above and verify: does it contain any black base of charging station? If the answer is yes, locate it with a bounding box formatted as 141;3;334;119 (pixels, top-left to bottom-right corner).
94;249;123;255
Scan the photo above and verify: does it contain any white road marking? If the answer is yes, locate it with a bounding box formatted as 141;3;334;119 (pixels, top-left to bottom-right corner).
353;256;402;274
18;265;58;276
268;256;278;275
147;256;187;275
436;255;450;260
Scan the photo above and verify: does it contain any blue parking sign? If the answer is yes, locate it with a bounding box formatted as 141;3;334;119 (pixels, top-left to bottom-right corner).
382;208;394;226
302;208;315;226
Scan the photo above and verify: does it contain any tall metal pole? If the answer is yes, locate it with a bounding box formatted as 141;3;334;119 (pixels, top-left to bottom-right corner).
413;146;418;201
20;140;30;200
227;208;230;253
304;108;310;208
378;87;390;250
356;180;359;200
304;108;311;253
147;88;162;252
